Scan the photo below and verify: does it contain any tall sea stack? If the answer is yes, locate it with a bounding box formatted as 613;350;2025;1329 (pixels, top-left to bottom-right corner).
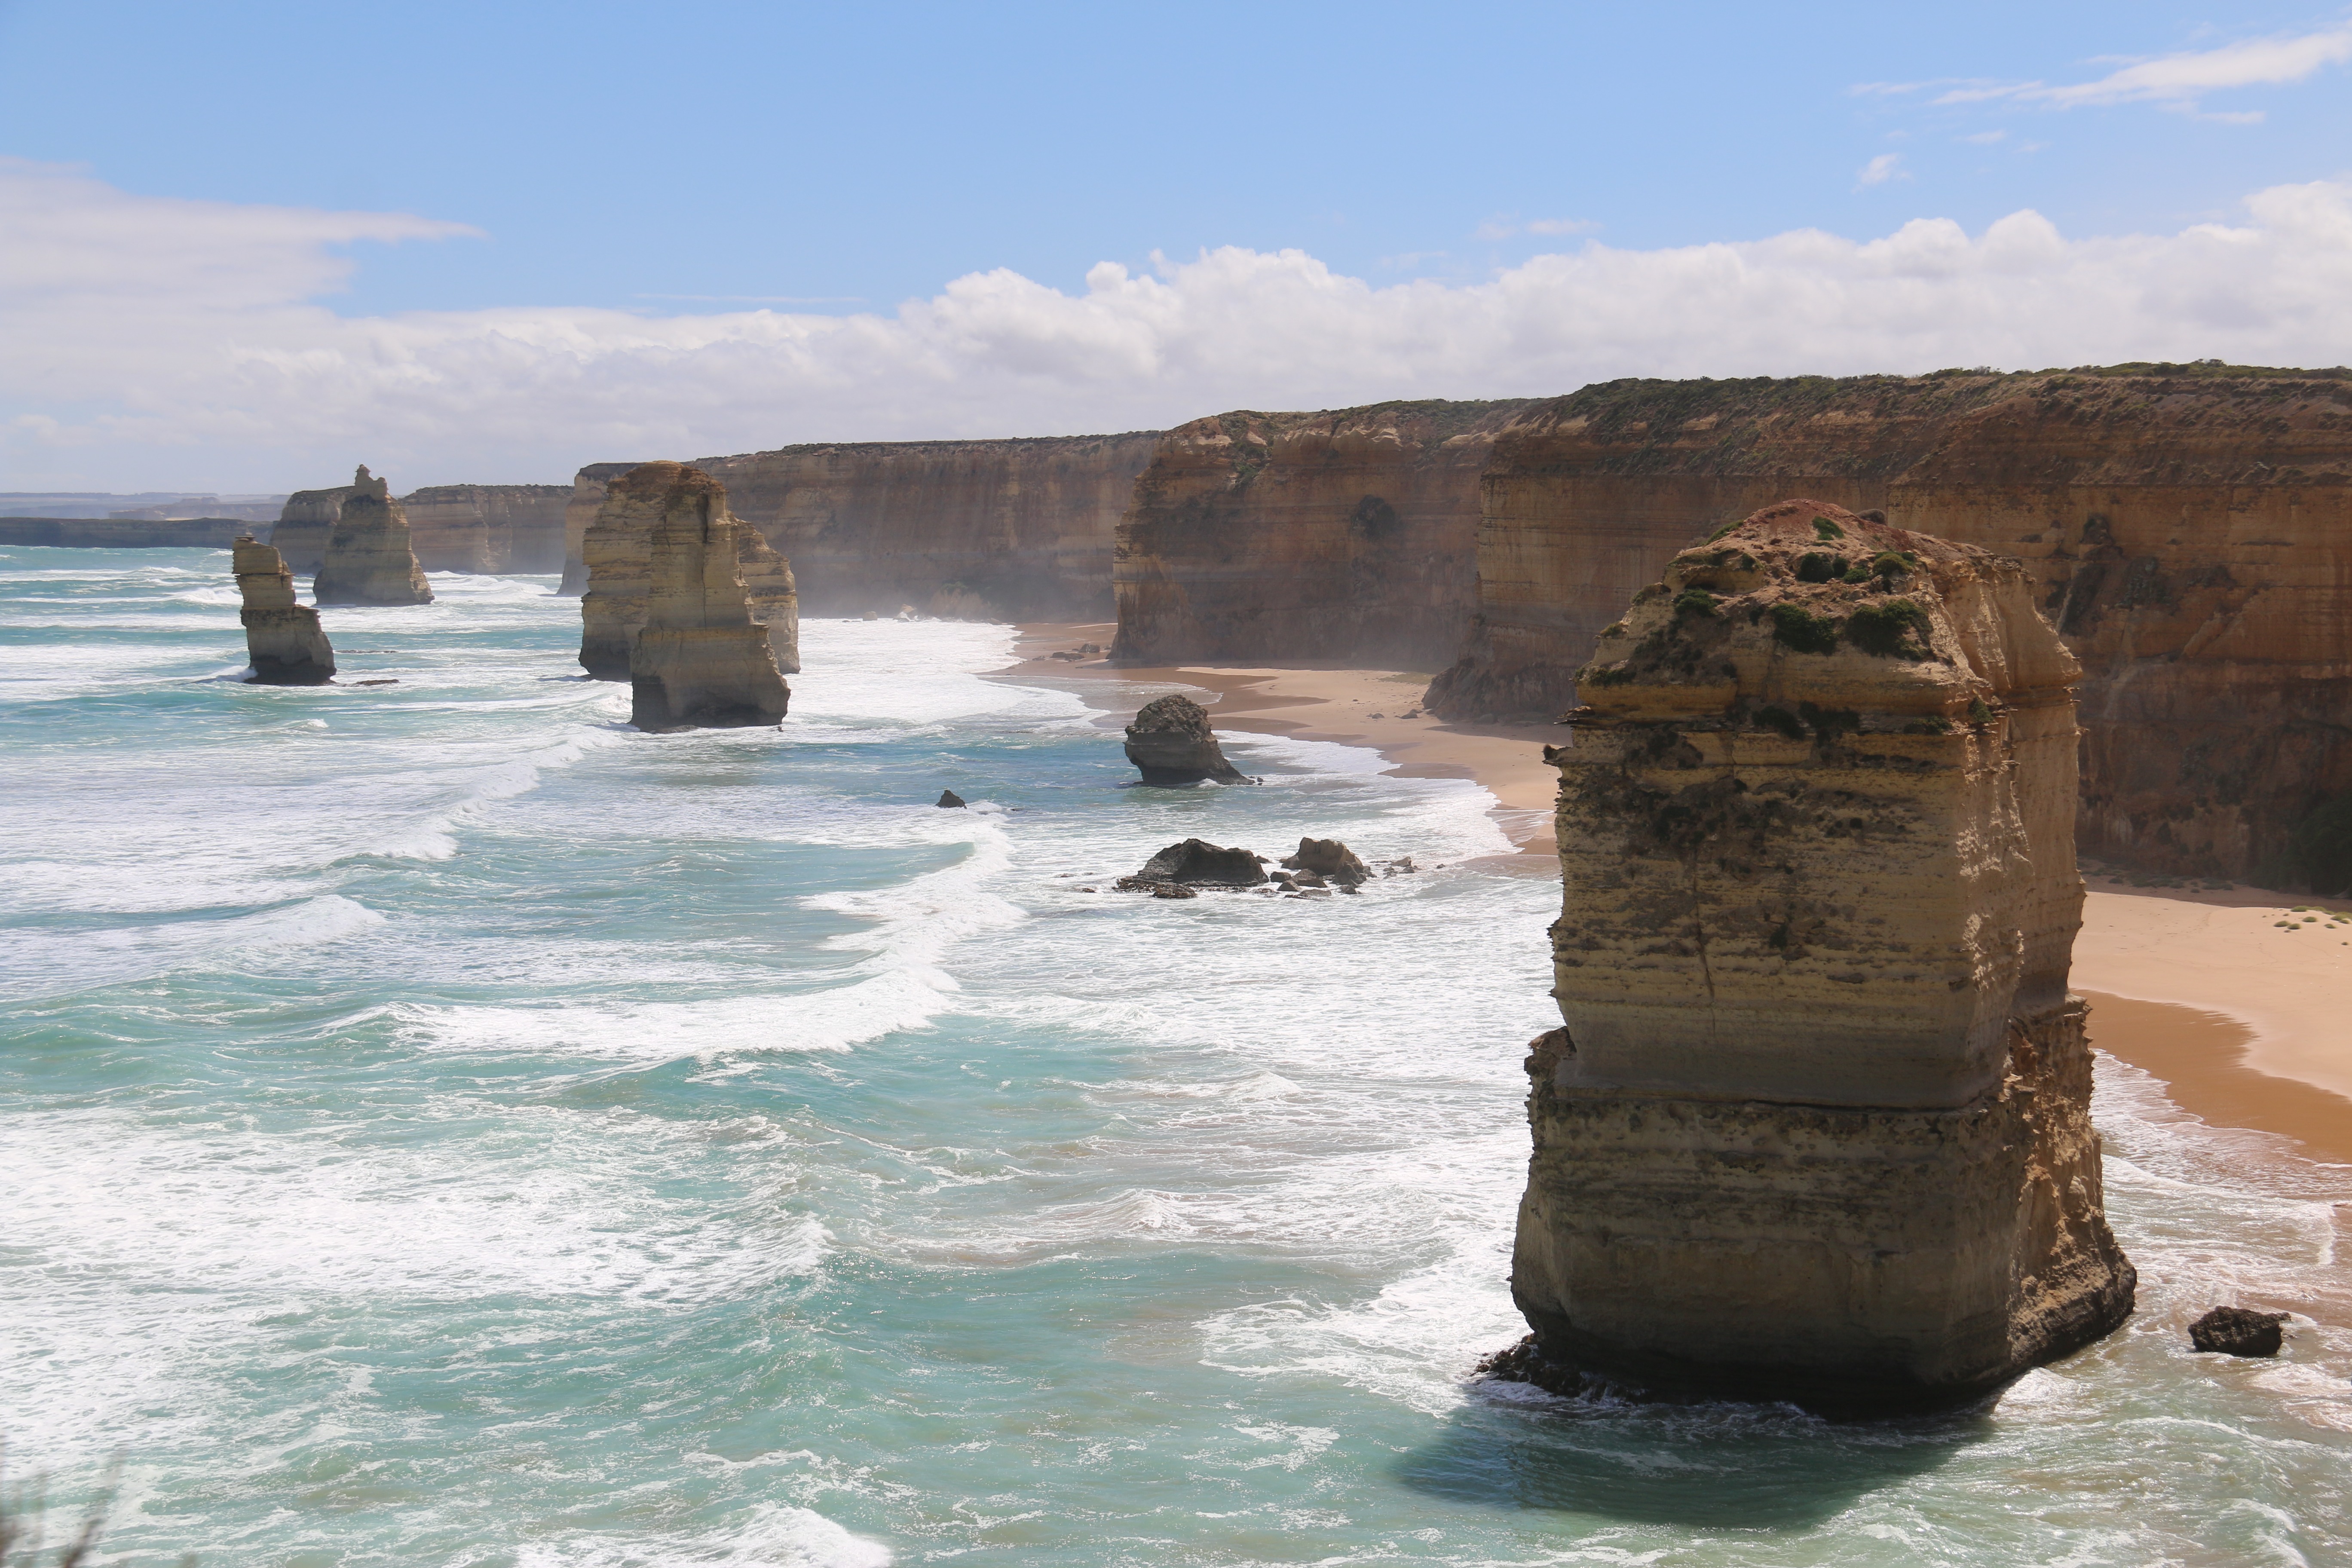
232;536;335;684
313;467;432;606
1511;499;2133;1411
616;462;791;731
581;464;798;679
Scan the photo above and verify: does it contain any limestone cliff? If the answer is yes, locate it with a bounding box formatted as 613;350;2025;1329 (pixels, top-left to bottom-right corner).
1112;400;1532;668
622;462;790;731
1425;367;2352;881
269;482;359;574
559;462;643;596
1511;499;2133;1410
400;484;570;573
582;462;798;681
313;467;432;606
233;536;335;684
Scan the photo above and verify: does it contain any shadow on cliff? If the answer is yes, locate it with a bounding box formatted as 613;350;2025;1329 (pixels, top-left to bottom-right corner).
1392;1382;1991;1529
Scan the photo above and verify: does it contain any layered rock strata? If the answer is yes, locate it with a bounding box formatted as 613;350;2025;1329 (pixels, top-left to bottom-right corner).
401;484;571;573
623;463;791;731
1424;367;2352;881
269;481;361;574
312;467;432;606
1112;400;1532;668
1511;499;2134;1411
232;536;335;684
558;462;644;596
580;463;798;679
1124;694;1246;784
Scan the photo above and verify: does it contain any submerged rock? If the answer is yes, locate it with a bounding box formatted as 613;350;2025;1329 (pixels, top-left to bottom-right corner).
621;463;791;732
581;462;798;680
1117;838;1267;889
2190;1306;2288;1357
1124;695;1248;785
313;466;432;606
233;536;335;685
1510;499;2135;1412
1281;837;1370;885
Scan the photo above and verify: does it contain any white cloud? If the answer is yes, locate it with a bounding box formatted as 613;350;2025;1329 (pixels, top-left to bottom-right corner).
5;157;2352;490
1855;153;1909;189
1873;20;2352;116
1474;215;1599;241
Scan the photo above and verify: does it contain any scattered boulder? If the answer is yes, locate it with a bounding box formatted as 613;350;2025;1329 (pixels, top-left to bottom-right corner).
1050;650;1084;662
1282;837;1371;885
313;466;432;606
1124;694;1249;785
1384;856;1417;876
1116;838;1267;890
937;790;967;808
1080;642;1102;654
232;536;336;684
2190;1306;2289;1357
623;464;792;732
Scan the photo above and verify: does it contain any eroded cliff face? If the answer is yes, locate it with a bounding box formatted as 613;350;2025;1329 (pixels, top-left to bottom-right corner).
559;462;643;596
233;536;334;684
581;462;798;680
401;485;570;573
1426;368;2352;880
1112;401;1532;669
619;462;790;731
1512;499;2133;1410
313;467;432;607
270;483;358;574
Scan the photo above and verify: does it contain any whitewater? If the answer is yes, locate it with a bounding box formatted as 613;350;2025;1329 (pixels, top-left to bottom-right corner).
2;547;2347;1567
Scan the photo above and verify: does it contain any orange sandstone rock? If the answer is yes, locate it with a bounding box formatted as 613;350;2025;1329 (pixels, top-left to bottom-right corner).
232;536;335;684
312;466;432;606
579;463;797;680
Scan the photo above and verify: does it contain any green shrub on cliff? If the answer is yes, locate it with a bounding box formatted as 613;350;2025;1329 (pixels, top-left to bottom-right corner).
1770;602;1839;654
1672;588;1719;618
1812;515;1845;541
1846;598;1932;657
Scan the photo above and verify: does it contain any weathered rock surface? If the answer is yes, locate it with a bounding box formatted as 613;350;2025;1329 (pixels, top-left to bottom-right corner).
269;481;360;574
1112;400;1531;668
2190;1306;2288;1357
1118;839;1268;888
1511;499;2135;1411
312;467;432;606
401;484;570;573
558;462;644;596
1124;694;1247;785
1423;368;2352;882
1281;837;1369;885
232;536;335;684
621;462;791;732
580;463;798;679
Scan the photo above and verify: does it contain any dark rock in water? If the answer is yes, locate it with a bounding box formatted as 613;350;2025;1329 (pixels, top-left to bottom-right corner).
937;790;967;808
1128;838;1268;886
354;679;399;686
1114;879;1200;898
1124;695;1248;785
1282;837;1370;885
1289;869;1328;889
1383;856;1417;876
2190;1306;2288;1357
1149;882;1197;900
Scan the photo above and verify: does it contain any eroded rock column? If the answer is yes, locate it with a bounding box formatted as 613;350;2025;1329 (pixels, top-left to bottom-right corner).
313;466;432;606
1511;499;2134;1410
233;536;335;684
613;462;790;731
581;463;798;679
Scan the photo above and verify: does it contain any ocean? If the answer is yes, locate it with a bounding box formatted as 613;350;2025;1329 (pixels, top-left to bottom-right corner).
2;546;2347;1567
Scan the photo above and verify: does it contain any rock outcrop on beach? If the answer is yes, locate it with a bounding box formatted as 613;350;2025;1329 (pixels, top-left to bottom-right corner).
1112;400;1532;668
1281;838;1370;885
401;484;570;573
1123;694;1248;785
620;462;791;731
312;468;432;606
1117;839;1267;889
580;463;799;680
232;536;335;684
1508;499;2135;1411
1421;368;2352;882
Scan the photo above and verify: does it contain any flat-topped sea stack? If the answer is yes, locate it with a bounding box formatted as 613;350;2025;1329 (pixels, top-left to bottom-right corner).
605;462;791;731
1124;694;1247;785
1510;499;2134;1411
268;481;361;574
312;467;432;606
232;536;335;684
580;463;798;679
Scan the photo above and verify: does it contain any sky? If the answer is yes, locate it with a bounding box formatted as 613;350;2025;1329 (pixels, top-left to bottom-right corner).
3;0;2349;490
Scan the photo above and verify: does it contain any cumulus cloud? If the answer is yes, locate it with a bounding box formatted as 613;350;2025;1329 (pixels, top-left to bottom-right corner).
4;157;2352;489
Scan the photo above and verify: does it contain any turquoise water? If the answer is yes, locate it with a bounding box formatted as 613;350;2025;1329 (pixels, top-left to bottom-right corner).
3;545;2349;1567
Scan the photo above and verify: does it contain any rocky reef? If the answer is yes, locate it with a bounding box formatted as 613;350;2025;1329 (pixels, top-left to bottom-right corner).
580;463;798;680
232;536;335;684
1422;367;2352;882
1508;499;2134;1411
312;467;432;606
1123;694;1246;784
622;463;792;731
1112;400;1531;668
400;484;570;573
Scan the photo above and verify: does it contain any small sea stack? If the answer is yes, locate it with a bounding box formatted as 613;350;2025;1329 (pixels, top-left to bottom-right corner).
1124;694;1247;784
622;463;791;732
313;466;432;606
1506;499;2135;1412
581;462;799;679
232;536;335;684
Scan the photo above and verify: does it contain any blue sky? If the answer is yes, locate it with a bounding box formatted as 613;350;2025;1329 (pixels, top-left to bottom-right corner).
3;1;2349;487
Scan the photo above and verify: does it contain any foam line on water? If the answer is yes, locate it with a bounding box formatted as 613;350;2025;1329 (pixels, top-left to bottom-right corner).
0;894;386;1000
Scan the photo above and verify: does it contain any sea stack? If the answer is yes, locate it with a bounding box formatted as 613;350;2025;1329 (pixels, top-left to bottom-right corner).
232;536;335;684
618;462;791;731
1509;499;2134;1411
1123;694;1247;784
580;463;799;678
313;466;432;606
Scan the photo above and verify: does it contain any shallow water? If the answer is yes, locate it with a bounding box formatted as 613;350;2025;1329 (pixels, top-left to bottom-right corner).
2;545;2348;1567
